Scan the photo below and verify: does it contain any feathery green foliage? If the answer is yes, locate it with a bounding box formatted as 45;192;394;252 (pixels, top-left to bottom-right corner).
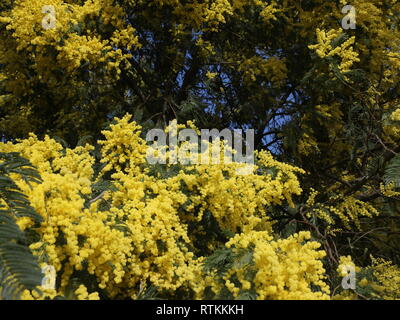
0;152;43;300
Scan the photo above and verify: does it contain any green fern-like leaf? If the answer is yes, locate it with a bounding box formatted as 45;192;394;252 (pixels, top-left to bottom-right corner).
0;152;43;300
384;154;400;188
0;242;43;299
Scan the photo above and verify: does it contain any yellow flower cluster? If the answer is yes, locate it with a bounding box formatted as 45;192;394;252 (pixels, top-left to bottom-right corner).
1;0;140;82
137;0;284;33
332;290;358;300
0;131;206;298
238;56;287;84
142;116;305;238
6;113;400;301
308;29;360;73
20;288;58;300
370;257;400;300
0;113;314;299
222;231;330;300
380;182;400;198
145;0;235;31
206;71;218;80
383;108;400;139
337;255;360;278
254;0;280;23
305;188;319;207
335;255;400;300
297;132;319;156
309;196;379;230
74;285;100;300
390;108;400;122
57;34;126;74
98;114;148;176
20;284;99;300
195;36;217;57
16;216;35;231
